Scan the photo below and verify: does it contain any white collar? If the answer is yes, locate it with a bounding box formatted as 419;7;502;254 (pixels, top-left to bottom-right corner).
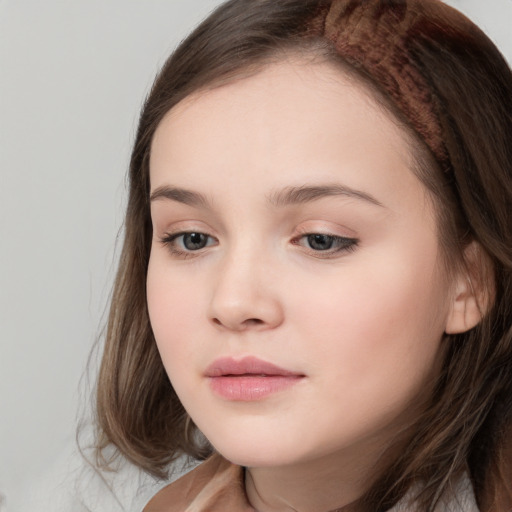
390;473;479;512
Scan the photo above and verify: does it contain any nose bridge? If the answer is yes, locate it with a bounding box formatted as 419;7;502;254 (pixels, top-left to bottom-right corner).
208;237;283;331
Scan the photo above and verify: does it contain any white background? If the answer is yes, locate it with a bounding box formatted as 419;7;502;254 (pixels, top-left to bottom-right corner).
1;1;511;510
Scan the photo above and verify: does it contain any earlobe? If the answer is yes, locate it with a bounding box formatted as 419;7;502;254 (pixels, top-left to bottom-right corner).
444;241;494;335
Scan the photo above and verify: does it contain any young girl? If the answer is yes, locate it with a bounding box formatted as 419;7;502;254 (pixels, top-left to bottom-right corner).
94;0;512;510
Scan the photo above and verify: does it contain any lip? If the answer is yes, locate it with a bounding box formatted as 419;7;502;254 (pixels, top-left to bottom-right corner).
205;356;304;401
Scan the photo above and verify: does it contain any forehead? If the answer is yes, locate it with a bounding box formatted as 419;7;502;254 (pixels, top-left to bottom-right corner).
150;58;428;215
155;57;409;144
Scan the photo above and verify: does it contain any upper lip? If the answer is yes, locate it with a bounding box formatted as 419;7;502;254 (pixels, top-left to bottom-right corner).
205;356;303;377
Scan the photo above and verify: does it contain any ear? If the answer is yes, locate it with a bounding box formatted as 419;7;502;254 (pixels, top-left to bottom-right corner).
445;241;495;335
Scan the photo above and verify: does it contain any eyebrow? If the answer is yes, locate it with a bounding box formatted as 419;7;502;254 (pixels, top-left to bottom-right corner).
268;184;384;208
150;186;211;208
150;183;384;209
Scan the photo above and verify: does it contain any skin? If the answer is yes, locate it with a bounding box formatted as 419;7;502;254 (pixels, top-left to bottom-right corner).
146;59;470;512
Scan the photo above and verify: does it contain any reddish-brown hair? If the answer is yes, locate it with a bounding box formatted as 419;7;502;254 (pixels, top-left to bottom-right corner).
94;1;512;510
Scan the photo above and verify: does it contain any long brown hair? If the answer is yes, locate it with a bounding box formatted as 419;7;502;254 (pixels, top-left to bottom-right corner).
94;1;512;510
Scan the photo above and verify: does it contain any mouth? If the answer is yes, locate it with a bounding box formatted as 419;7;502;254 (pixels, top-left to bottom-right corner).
205;356;305;401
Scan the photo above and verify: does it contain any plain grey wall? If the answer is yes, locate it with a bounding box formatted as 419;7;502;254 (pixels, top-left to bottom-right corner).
1;1;511;509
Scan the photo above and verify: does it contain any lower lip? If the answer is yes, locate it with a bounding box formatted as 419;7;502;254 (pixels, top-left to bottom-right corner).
208;375;303;401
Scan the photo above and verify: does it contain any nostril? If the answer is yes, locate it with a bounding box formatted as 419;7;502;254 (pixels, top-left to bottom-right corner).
244;318;264;326
211;317;264;329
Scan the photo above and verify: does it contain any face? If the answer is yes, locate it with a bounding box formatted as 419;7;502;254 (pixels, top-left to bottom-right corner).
147;59;456;471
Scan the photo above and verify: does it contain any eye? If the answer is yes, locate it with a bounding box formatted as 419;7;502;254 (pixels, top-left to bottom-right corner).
307;234;337;251
180;232;210;250
160;231;217;255
293;233;358;256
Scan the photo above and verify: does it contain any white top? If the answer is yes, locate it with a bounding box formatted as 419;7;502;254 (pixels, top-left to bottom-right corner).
390;474;479;512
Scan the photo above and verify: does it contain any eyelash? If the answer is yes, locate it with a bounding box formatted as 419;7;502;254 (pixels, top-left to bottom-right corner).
159;232;218;259
291;232;358;258
159;231;359;259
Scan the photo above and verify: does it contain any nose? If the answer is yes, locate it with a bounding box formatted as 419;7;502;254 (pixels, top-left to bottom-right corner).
207;250;284;332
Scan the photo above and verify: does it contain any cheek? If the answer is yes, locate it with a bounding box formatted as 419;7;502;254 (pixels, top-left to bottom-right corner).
289;245;450;384
146;258;205;368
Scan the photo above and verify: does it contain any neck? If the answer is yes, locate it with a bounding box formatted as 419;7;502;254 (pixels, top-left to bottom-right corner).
244;444;384;512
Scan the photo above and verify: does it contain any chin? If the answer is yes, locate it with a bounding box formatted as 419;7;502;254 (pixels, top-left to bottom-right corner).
204;428;315;469
216;446;298;468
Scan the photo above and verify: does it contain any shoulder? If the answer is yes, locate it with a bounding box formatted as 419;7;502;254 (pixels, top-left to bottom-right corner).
143;453;254;512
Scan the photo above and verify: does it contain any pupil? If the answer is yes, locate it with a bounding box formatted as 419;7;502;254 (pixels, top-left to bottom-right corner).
308;234;333;251
184;233;207;250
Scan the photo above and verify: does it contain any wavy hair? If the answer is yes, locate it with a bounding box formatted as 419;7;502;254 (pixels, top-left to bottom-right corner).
94;1;512;510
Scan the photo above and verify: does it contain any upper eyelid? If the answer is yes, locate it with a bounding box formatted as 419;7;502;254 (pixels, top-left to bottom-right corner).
161;231;217;243
156;223;217;238
292;233;359;246
293;227;358;242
